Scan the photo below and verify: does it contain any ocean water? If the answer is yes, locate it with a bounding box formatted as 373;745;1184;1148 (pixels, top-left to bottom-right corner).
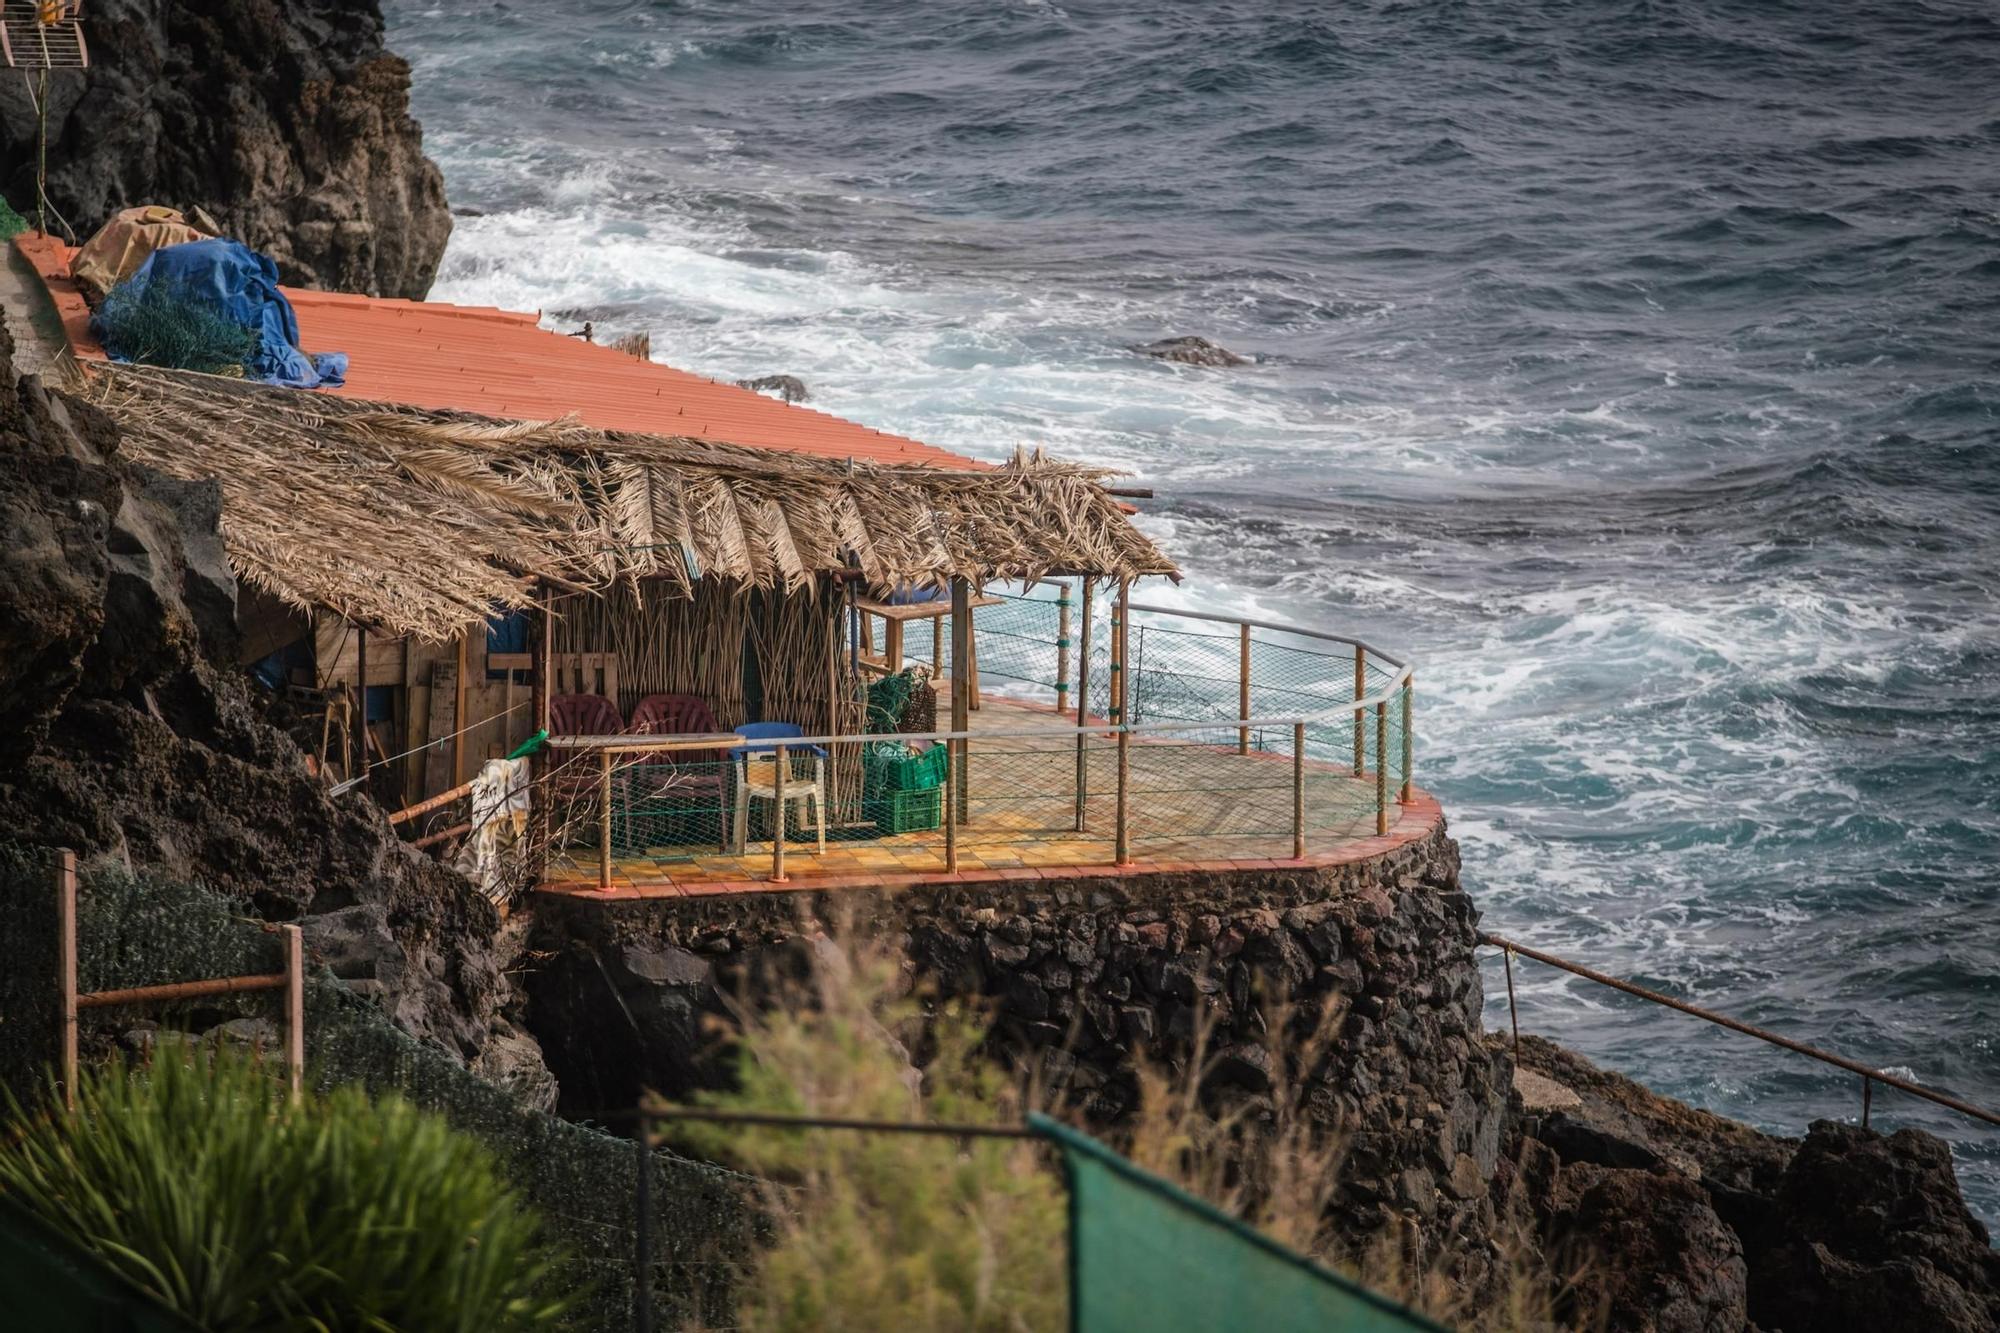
385;0;2000;1222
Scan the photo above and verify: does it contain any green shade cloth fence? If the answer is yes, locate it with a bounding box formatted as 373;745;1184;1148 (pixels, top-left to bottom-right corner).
1030;1113;1449;1333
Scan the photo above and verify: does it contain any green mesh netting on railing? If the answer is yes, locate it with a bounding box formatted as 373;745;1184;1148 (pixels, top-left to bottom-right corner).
0;845;754;1331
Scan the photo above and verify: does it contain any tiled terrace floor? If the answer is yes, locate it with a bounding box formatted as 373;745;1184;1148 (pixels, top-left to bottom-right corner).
539;695;1439;900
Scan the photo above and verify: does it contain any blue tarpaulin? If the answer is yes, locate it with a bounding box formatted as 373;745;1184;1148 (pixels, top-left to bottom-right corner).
92;238;347;389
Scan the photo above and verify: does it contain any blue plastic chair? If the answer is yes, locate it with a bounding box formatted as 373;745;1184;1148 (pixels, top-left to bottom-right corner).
729;723;828;852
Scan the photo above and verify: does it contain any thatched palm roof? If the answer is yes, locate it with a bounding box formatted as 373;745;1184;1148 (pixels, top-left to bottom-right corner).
84;364;1178;641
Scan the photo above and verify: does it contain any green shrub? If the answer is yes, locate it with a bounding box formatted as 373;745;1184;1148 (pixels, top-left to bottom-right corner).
0;1040;572;1332
94;280;256;374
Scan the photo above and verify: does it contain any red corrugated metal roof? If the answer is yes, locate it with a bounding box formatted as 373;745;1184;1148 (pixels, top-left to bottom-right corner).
12;232;983;470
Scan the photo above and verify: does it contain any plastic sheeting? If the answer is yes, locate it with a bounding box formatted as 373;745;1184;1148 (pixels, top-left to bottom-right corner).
454;757;531;902
1032;1113;1449;1333
92;238;348;389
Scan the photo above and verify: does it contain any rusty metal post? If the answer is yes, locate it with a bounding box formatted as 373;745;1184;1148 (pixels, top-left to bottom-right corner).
1375;700;1389;835
1400;674;1415;805
282;924;304;1103
1292;721;1306;860
944;742;959;872
1056;582;1072;715
772;744;789;883
1239;623;1252;755
950;578;973;823
1073;580;1094;832
1503;946;1521;1056
1862;1074;1873;1130
598;747;613;891
57;849;77;1113
1352;645;1366;777
1114;580;1132;865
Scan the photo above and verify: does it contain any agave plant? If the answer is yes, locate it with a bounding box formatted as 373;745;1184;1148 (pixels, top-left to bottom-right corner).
0;1040;571;1332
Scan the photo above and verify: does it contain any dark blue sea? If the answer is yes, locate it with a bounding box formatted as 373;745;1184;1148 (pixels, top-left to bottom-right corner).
386;0;2000;1223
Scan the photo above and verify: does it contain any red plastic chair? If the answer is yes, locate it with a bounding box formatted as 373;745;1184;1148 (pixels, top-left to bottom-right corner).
544;694;625;829
548;694;624;737
625;693;728;850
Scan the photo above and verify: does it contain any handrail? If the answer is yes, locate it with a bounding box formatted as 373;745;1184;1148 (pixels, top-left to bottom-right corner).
1480;932;2000;1131
1126;600;1409;670
546;717;1330;754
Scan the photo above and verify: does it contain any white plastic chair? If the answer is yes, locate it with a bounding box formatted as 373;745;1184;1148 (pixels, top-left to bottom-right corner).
730;727;827;855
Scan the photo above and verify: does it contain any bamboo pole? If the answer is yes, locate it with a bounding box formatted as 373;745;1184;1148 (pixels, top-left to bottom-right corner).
1352;645;1366;777
598;749;613;891
1114;578;1132;866
282;924;304;1103
57;849;76;1113
1073;579;1093;832
78;972;287;1008
1375;700;1389;835
1400;674;1415;805
1292;721;1306;860
1238;622;1252;755
387;777;476;827
453;632;469;784
772;744;789;883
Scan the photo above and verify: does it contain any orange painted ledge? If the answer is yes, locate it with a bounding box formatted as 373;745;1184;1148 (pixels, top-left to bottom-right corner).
536;786;1446;903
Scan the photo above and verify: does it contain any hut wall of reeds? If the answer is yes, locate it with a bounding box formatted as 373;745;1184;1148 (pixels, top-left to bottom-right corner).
79;363;1178;807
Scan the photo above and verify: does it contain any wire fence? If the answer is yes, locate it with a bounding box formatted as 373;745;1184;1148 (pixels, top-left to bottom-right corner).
538;711;1396;890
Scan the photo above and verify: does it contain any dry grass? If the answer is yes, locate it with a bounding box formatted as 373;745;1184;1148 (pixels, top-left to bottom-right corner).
78;363;1177;641
664;927;1583;1333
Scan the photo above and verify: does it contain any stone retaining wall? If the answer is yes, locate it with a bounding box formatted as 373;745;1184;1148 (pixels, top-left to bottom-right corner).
529;820;1513;1281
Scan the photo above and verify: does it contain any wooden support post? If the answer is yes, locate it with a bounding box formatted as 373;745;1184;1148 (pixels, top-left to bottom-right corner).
1400;674;1415;805
530;590;553;887
944;742;958;872
1238;622;1252;755
1292;721;1306;860
453;632;469;785
536;592;554;735
771;745;788;883
1375;700;1389;835
56;848;77;1113
885;618;904;673
353;620;369;785
1352;645;1366;777
950;578;973;824
826;604;842;821
598;748;613;891
966;593;982;711
1073;579;1094;833
282;924;304;1103
1056;583;1072;715
1109;584;1125;725
1114;579;1132;866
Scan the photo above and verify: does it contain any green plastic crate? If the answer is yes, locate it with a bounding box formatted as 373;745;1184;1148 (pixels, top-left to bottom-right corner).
862;742;947;794
871;785;943;835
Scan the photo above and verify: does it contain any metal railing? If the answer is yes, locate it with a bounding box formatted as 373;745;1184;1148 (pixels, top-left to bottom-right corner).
867;580;1418;818
1483;932;2000;1133
542;709;1418;890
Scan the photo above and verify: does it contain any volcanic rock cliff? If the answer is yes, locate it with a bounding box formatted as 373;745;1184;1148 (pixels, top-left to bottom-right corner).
0;0;449;299
0;328;532;1081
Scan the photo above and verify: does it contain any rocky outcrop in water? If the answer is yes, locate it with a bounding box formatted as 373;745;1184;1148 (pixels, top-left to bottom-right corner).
735;373;810;402
0;0;449;299
1133;335;1249;366
0;326;527;1062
